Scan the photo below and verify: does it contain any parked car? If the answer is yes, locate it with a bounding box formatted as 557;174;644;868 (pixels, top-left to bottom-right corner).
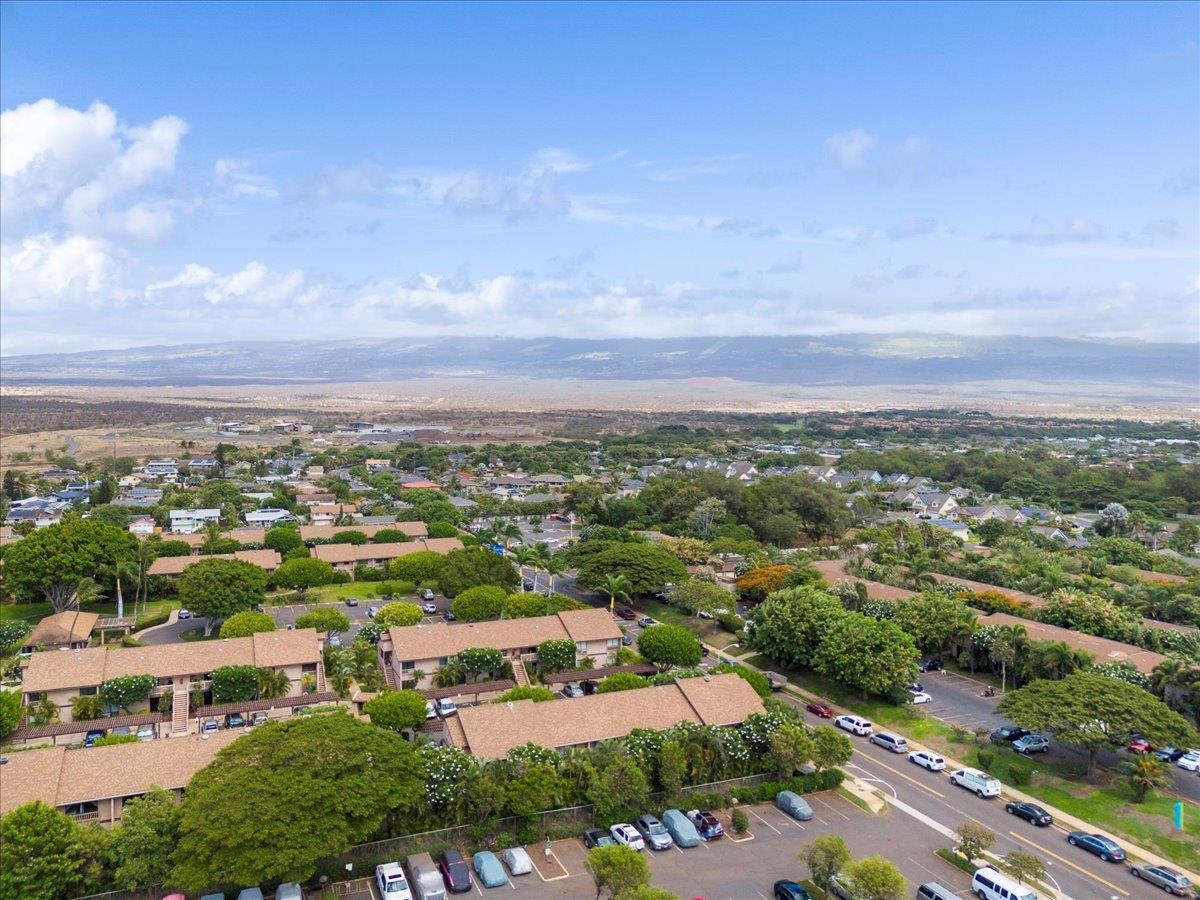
915;882;959;900
366;606;379;618
908;750;946;771
438;850;473;893
615;607;637;621
1175;750;1200;771
971;866;1036;900
805;702;834;718
990;726;1030;744
621;633;634;646
580;679;599;695
1131;865;1193;896
637;616;655;628
828;873;854;900
501;847;532;876
773;881;813;900
442;610;456;622
869;732;908;753
634;814;674;850
1005;801;1052;826
775;790;813;821
521;580;535;591
610;823;645;850
327;634;342;647
177;609;191;620
84;729;106;747
425;701;437;720
407;851;446;900
1012;734;1049;754
421;588;435;600
375;861;413;899
1128;737;1155;753
251;711;268;727
1067;831;1126;862
225;712;246;729
1153;745;1186;762
583;828;615;848
907;689;932;704
562;683;584;698
917;657;942;672
435;698;457;717
136;724;156;741
422;602;437;614
833;714;872;736
201;719;220;735
949;769;1001;798
661;808;701;847
235;890;264;900
472;851;506;888
276;885;302;900
345;598;359;607
686;809;724;841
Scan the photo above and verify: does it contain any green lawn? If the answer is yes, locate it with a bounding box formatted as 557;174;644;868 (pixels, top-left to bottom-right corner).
641;600;742;650
2;598;178;625
296;581;419;603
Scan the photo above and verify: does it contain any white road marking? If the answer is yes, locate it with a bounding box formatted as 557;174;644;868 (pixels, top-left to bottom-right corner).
748;807;783;834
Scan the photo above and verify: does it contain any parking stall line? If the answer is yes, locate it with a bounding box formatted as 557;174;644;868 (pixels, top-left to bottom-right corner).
810;795;851;821
748;808;784;834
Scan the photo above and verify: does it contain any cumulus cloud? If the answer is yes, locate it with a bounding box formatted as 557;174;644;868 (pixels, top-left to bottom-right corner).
823;129;877;171
215;158;279;198
145;260;318;307
0;233;126;310
712;217;781;239
1;98;188;241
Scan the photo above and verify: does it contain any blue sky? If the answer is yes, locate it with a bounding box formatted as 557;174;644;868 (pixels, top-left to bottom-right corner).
2;1;1197;353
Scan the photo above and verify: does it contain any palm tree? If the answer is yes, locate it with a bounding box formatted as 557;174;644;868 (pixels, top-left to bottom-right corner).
71;577;106;611
988;624;1026;693
200;521;223;555
542;553;567;595
599;573;632;613
257;667;291;700
99;558;138;620
1120;755;1171;803
512;547;537;592
1149;658;1200;713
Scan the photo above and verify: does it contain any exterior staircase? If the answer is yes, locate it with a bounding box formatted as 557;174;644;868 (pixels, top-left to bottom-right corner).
511;657;532;688
170;685;189;735
316;661;328;694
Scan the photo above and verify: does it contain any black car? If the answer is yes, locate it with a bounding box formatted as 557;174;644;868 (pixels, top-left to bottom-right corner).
438;850;473;893
580;679;599;695
583;827;615;849
990;726;1031;744
773;881;813;900
442;610;456;622
1067;831;1125;862
1005;801;1052;826
917;657;943;672
225;712;246;729
1152;746;1186;763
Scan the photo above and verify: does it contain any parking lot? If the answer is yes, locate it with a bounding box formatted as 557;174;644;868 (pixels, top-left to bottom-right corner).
339;795;975;899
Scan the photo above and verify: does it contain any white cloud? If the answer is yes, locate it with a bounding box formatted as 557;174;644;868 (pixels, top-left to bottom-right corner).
824;129;877;171
146;260;317;307
1;98;188;241
989;217;1107;246
0;233;126;310
215;158;279;198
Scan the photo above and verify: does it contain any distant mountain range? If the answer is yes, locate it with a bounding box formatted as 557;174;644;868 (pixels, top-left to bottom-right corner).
2;334;1197;390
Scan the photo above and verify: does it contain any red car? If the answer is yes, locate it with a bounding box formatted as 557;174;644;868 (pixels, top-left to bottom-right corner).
806;702;834;718
615;608;638;621
1128;738;1155;754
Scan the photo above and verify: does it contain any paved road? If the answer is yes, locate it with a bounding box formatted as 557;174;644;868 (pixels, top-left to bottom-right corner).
782;695;1167;900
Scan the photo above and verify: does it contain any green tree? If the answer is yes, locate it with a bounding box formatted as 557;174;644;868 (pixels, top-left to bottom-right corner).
585;845;651;900
172;714;423;889
1;519;137;610
211;665;261;703
264;525;305;555
955;820;996;862
1002;850;1045;887
845;855;907;900
294;608;351;634
577;544;687;596
450;584;508;621
588;757;651;825
458;646;505;679
1119;755;1172;802
176;558;268;635
438;548;518;597
891;593;977;655
328;530;368;545
769;723;815;778
813;614;920;697
0;801;85;900
109;788;181;892
658;739;687;799
597;572;632;612
0;619;31;652
636;624;702;670
363;690;429;733
597;673;649;694
670;579;733;618
71;694;106;721
537;637;577;674
998;671;1198;779
798;834;852;890
219;610;277;638
0;689;22;738
388;550;446;584
810;725;853;772
504;591;551;618
100;673;157;712
748;586;847;670
375;601;424;628
257;667;292;700
272;557;337;595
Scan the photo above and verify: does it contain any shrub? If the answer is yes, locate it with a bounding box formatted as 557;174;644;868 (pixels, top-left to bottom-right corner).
388;551;446;584
426;521;459;538
717;611;745;633
100;674;156;712
731;807;749;834
495;686;556;703
597;673;649;694
458;647;504;679
354;565;391;582
375;602;423;628
294;608;351;634
92;733;139;747
450;585;507;621
537;638;576;674
219;610;276;638
975;748;994;770
328;530;368;545
211;665;260;703
1008;764;1031;786
371;528;410;544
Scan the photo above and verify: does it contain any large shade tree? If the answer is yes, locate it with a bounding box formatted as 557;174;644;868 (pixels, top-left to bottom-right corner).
176;558;268;635
1;520;137;610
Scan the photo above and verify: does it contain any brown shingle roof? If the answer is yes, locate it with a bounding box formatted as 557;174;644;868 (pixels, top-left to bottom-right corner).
676;673;766;726
0;745;68;813
977;612;1168;674
21;629;323;693
23;611;99;648
557;608;623;643
386;610;619;663
147;549;281;576
311;542;428;565
300;522;427;541
421;537;465;554
453;674;764;759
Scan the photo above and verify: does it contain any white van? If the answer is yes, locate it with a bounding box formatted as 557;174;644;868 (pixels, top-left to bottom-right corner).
950;768;1001;798
971;866;1037;900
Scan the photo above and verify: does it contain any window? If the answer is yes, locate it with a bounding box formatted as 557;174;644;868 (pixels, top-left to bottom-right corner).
438;657;449;666
607;638;619;648
576;642;587;652
79;686;98;696
401;661;414;671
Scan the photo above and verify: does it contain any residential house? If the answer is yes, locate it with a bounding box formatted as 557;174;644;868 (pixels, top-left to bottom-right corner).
881;473;911;486
450;674;765;758
41;467;82;480
147;549;281;577
725;462;758;481
308;503;356;526
948;486;974;500
20;628;326;729
111;486;163;507
169;508;222;534
958;504;1027;525
243;508;298;527
143;459;179;479
311;538;463;575
295;491;337;506
379;608;622;690
529;473;570;488
911;492;959;519
853;470;883;484
925;517;970;542
128;516;156;537
184;457;219;472
21;611;99;653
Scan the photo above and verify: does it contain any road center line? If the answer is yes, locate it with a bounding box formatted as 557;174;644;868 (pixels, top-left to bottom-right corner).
853;755;946;798
1007;831;1129;897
